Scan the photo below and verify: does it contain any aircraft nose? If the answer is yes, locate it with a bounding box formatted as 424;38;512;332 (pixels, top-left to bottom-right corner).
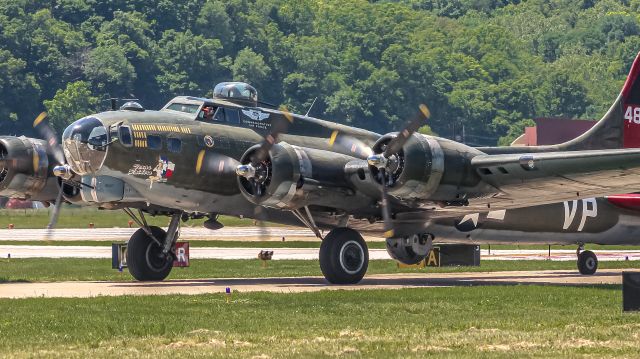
61;116;108;175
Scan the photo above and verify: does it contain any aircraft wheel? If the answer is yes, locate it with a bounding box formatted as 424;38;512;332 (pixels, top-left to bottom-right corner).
127;226;173;281
319;227;369;284
577;250;598;275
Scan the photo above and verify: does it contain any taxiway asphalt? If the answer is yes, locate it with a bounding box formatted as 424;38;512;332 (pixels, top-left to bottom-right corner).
1;245;639;261
0;269;627;299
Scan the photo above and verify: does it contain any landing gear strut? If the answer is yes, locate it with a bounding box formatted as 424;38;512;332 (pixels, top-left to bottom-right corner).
576;243;598;275
123;209;182;281
319;227;369;284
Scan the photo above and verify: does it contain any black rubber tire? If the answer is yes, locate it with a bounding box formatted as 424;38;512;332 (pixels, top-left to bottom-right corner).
577;250;598;275
127;226;173;281
319;227;368;284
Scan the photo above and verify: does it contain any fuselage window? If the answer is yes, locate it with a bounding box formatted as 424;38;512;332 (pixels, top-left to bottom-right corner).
147;135;162;150
119;126;133;147
167;138;182;153
167;103;200;114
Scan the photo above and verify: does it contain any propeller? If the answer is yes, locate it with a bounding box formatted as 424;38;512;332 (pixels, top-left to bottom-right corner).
234;107;295;241
250;106;294;166
236;107;294;198
32;112;69;239
368;104;431;238
33;112;65;166
384;104;430;156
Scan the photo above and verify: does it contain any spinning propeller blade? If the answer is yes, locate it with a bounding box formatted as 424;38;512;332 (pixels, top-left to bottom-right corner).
32;112;65;166
33;112;70;237
250;106;294;166
43;185;64;241
374;104;431;238
379;168;394;238
384;104;430;157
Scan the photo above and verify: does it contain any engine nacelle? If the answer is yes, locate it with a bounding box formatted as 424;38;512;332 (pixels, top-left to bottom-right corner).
369;134;445;201
0;136;58;201
386;233;433;265
237;143;371;210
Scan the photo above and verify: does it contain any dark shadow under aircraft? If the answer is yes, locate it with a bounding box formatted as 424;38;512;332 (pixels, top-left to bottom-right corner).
4;53;640;284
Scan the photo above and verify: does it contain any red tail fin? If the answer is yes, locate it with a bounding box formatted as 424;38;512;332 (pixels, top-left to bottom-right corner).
622;52;640;148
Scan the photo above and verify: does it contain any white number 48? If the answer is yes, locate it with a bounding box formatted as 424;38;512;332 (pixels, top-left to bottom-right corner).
625;105;640;124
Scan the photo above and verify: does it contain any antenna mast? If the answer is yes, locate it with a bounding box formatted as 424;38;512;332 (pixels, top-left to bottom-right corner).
305;97;318;117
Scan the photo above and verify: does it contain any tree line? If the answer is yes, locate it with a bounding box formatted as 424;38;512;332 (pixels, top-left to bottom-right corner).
1;0;639;145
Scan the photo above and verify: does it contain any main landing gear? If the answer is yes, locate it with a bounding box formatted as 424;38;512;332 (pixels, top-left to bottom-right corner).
291;208;369;284
123;208;182;281
319;227;369;284
576;243;598;275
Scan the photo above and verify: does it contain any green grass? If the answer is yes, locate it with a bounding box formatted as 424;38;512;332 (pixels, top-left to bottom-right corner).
0;286;639;358
0;240;328;248
1;258;639;283
0;207;273;229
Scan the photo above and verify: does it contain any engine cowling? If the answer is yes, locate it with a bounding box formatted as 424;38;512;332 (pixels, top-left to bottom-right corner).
0;136;59;201
369;133;444;201
237;143;371;210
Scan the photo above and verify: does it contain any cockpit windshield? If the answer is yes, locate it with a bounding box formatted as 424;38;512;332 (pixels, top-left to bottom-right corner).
62;117;108;175
166;103;201;114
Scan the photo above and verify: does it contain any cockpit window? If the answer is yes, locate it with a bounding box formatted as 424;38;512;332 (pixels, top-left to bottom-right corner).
198;105;217;122
213;108;240;124
166;103;200;114
88;126;108;149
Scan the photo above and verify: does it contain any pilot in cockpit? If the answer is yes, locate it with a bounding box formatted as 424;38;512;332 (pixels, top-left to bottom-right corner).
199;106;216;122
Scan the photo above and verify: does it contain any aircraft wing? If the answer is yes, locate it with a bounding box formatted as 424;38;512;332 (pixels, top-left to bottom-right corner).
469;148;640;210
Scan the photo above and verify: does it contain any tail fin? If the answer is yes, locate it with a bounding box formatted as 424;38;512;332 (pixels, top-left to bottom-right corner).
562;51;640;150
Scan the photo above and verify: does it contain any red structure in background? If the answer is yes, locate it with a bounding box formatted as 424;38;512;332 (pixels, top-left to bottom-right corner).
5;198;34;209
511;117;596;146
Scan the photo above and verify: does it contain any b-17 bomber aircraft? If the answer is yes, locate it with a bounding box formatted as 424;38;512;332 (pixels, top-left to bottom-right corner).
4;53;640;284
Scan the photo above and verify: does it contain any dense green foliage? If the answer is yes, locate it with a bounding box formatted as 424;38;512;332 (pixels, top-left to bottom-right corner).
1;0;639;145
